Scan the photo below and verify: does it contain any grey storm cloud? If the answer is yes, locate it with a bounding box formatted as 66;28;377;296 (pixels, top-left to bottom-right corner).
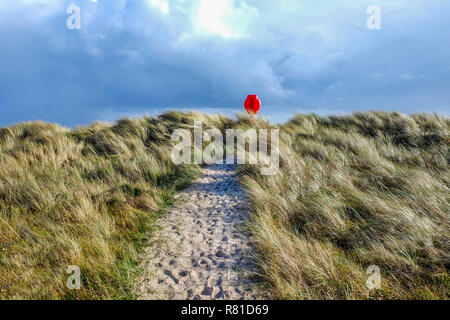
0;0;449;126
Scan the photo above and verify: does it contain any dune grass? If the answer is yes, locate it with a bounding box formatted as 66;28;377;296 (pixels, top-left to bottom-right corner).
0;110;448;300
238;112;449;299
0;111;231;299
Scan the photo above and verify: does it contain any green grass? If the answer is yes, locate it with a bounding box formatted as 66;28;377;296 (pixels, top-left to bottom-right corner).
238;111;449;299
0;111;231;299
1;110;448;300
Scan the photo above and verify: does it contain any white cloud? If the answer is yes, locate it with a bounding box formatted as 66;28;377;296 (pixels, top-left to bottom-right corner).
194;0;259;38
0;0;64;23
149;0;169;15
398;73;427;81
399;72;415;80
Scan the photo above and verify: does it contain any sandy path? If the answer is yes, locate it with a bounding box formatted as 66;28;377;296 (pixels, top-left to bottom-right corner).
135;162;261;300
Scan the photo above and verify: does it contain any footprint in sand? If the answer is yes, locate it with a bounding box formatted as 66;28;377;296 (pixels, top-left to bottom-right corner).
134;162;263;300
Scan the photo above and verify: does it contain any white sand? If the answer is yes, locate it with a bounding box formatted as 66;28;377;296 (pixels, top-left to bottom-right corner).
135;162;262;300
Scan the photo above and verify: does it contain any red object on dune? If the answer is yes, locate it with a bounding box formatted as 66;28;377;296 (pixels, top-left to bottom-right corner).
244;95;261;115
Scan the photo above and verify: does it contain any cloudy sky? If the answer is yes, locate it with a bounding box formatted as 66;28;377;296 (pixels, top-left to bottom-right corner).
0;0;449;126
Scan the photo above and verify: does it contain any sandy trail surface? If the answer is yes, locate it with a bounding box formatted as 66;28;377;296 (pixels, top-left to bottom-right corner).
135;162;262;300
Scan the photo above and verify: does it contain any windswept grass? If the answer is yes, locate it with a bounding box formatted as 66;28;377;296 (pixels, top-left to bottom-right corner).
1;110;448;300
0;111;231;299
239;112;449;299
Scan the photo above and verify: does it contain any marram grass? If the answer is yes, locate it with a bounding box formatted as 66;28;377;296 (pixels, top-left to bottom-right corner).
0;112;231;299
0;111;448;300
238;111;449;299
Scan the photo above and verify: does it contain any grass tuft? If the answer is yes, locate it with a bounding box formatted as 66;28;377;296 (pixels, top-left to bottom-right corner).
238;111;449;300
0;112;229;299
